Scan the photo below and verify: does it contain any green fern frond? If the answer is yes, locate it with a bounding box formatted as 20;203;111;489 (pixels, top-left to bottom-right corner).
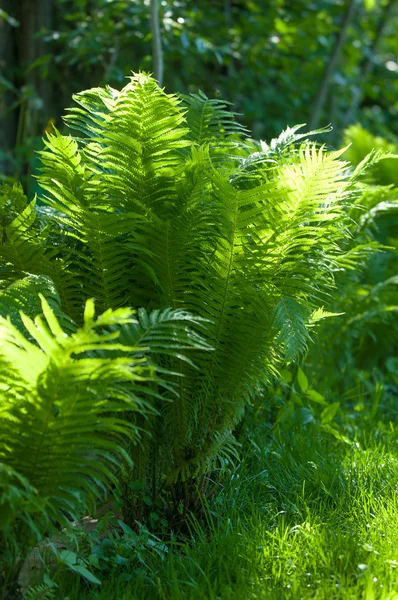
119;307;212;359
180;90;247;148
259;123;332;157
24;584;56;600
0;275;74;333
0;194;47;282
272;296;312;362
0;297;156;544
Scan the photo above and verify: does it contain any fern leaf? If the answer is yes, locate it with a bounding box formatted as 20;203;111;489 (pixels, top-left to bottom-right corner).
272;296;312;362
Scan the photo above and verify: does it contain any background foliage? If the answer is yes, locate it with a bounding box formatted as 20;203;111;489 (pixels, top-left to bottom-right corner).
1;0;398;189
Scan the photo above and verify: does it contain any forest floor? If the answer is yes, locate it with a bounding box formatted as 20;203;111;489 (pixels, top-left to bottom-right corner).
33;398;398;600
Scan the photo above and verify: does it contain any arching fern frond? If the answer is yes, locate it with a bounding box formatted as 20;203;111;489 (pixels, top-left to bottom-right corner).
0;296;161;585
179;90;248;148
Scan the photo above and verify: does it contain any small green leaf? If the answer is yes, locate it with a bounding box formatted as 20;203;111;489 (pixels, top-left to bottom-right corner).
322;424;351;444
59;550;78;566
43;573;58;588
280;369;292;383
297;368;308;393
69;564;101;585
306;389;328;405
298;407;314;425
0;9;19;27
115;554;129;565
88;554;101;568
321;402;340;425
118;520;134;535
291;392;303;406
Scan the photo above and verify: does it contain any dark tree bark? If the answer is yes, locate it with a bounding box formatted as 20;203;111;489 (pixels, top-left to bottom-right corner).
0;0;54;179
16;0;54;131
309;0;358;130
0;0;19;174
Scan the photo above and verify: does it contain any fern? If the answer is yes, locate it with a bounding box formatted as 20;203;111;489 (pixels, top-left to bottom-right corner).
24;583;56;600
0;73;382;504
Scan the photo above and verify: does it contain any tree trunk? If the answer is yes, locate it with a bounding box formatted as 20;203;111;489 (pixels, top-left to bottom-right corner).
344;0;396;125
150;0;164;87
0;0;54;181
0;0;19;175
16;0;54;133
309;0;358;130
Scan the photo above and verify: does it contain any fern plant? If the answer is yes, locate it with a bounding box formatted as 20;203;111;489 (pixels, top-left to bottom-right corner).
0;73;379;515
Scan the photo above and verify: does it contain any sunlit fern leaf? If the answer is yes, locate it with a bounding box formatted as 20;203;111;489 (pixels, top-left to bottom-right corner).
0;181;27;228
259;123;333;157
0;196;47;283
63;73;191;215
118;307;212;360
0;297;158;547
63;85;118;138
334;241;383;271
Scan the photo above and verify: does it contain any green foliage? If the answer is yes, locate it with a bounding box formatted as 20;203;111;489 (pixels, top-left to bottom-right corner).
0;297;158;588
307;126;398;397
3;0;398;189
0;74;379;506
344;124;398;186
43;1;398;140
35;417;398;599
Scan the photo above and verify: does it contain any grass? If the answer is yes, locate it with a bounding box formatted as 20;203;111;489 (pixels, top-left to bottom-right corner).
32;404;398;600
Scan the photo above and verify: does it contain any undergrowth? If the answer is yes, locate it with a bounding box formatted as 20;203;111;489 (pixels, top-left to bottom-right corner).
31;399;398;600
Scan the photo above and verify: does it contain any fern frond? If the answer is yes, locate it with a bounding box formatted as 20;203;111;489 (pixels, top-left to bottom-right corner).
0;297;156;542
259;123;332;157
272;296;312;362
0;275;74;333
0;194;47;283
180;90;247;150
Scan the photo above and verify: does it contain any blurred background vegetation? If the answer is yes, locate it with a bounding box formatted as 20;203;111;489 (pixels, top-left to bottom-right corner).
1;0;398;193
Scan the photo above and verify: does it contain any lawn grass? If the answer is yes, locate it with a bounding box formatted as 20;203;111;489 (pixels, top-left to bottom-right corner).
43;411;398;600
